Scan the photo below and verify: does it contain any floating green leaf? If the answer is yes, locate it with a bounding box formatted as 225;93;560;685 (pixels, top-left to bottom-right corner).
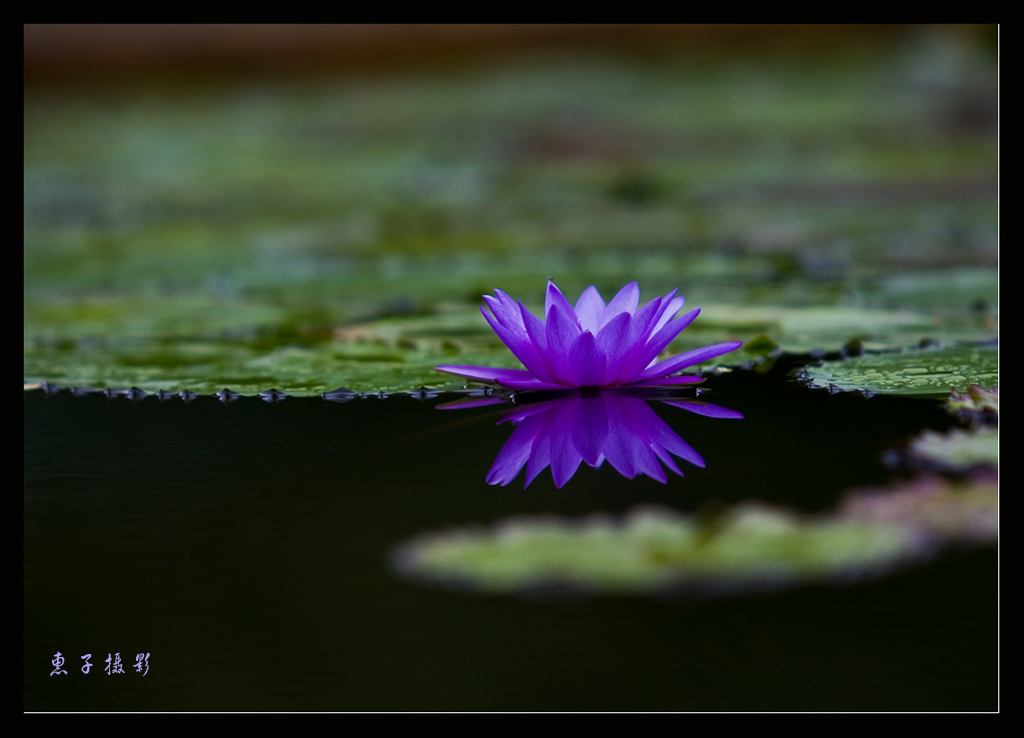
396;466;998;597
693;303;941;357
23;320;514;395
25;39;997;392
909;428;999;470
839;471;998;546
393;504;925;596
803;344;998;397
945;384;999;419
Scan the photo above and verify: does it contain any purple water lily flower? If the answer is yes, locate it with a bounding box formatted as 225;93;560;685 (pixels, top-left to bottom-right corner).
436;281;741;391
481;389;742;488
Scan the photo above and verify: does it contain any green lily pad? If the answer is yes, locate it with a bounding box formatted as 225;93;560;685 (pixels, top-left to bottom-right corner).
393;503;925;596
23;299;999;394
909;427;999;470
395;467;998;597
24;38;997;392
802;344;998;397
839;471;998;546
24;294;293;342
945;384;999;419
22;326;510;395
872;267;998;317
691;303;942;358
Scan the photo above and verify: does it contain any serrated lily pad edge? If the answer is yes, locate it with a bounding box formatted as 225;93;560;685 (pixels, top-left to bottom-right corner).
798;342;998;398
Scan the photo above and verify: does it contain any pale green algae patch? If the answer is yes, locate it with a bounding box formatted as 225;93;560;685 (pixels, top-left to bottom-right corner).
394;504;925;596
803;344;998;397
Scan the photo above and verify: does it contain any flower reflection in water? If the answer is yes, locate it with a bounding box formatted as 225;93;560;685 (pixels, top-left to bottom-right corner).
441;388;742;488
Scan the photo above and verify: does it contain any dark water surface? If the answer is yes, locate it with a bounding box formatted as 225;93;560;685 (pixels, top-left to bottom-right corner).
24;370;996;711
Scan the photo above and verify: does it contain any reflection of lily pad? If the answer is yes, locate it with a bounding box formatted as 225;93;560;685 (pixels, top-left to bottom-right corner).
393;504;925;596
803;344;998;397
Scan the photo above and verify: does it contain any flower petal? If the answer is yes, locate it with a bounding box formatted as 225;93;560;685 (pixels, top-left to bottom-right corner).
651;292;685;335
518;301;548;347
627;295;665;346
479;306;552;382
606;296;662;384
641;308;702;362
619;308;701;381
484;291;525;331
568;330;606;387
602;281;640;325
434;364;567;390
545;281;580;329
594;311;633;386
544;302;582;383
636;341;742;381
573;285;607;333
518;301;559;382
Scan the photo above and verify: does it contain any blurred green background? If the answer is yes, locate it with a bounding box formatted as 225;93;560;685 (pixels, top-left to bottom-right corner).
24;24;998;395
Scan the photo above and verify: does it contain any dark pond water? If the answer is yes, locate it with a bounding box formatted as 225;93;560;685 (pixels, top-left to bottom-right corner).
24;367;996;711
